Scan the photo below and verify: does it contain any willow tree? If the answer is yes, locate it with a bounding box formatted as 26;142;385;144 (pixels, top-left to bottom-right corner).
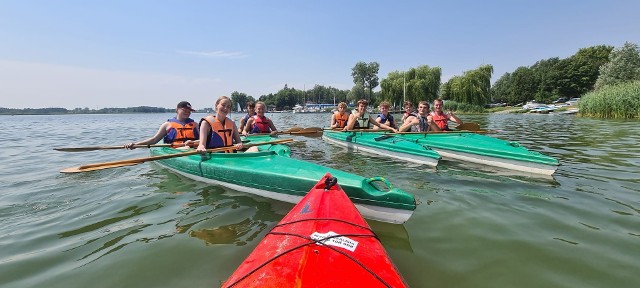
380;71;405;106
380;65;441;107
441;64;493;106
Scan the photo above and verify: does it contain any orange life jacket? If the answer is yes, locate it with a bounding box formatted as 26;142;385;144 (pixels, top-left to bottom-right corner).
202;116;234;150
430;112;449;130
334;112;349;128
163;118;198;145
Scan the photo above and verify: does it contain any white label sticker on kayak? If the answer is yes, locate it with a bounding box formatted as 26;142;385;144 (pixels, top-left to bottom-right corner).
310;231;359;252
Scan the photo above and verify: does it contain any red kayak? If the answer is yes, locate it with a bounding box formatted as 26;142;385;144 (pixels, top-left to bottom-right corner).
222;173;408;288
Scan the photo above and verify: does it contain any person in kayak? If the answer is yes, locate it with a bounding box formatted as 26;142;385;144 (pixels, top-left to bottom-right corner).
243;101;278;135
400;101;418;125
430;98;463;131
374;101;397;130
330;102;349;129
238;101;256;132
124;101;199;150
343;99;397;132
197;96;244;152
398;101;439;132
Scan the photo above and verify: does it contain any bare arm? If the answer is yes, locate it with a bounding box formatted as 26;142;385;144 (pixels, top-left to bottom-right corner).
243;118;254;135
239;117;247;132
125;123;168;149
268;119;278;135
398;117;418;132
330;114;337;128
448;111;463;125
372;116;383;130
370;115;397;132
232;122;244;150
343;114;357;131
197;120;210;152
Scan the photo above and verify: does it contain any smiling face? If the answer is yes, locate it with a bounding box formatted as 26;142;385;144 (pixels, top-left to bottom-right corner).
357;103;367;113
255;103;266;116
418;103;430;116
176;107;192;120
404;104;413;113
379;105;389;114
433;100;444;113
216;98;232;117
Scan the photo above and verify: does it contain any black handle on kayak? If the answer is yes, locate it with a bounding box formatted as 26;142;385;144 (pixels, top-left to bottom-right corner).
324;177;338;191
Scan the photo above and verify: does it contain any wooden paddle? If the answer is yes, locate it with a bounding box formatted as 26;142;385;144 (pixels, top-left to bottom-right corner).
396;130;491;135
55;143;175;152
329;128;394;133
455;122;481;131
244;127;323;137
60;138;293;173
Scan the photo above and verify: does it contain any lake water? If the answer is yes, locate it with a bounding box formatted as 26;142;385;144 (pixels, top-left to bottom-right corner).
1;112;638;288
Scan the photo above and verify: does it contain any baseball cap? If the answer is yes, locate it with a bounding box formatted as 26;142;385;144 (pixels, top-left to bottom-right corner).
177;101;195;111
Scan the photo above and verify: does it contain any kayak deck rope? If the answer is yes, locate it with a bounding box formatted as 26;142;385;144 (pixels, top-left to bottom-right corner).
224;218;393;288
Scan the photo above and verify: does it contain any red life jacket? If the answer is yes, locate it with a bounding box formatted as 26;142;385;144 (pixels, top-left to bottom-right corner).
202;116;234;150
334;112;349;128
430;112;449;130
250;115;271;134
164;118;198;145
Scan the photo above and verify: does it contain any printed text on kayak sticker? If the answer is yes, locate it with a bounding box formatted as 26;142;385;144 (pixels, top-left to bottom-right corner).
310;231;359;252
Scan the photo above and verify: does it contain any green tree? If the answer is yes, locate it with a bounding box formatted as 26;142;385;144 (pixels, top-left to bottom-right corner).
595;42;640;89
380;71;405;106
348;83;367;102
441;64;493;106
230;91;249;111
380;65;441;107
490;72;513;104
555;45;613;97
351;62;380;102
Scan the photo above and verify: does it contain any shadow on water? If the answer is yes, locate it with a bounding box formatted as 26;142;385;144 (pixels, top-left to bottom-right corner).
57;168;285;266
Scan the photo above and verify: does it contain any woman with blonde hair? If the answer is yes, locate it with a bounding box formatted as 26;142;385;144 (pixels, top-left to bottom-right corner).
196;96;244;152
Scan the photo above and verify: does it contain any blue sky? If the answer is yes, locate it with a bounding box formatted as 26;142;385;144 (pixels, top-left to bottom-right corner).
1;0;638;109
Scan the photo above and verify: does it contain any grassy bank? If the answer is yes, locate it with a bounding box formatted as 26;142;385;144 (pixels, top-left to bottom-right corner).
579;81;640;119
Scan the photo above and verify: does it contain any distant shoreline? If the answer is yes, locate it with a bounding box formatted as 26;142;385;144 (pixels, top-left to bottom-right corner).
0;106;214;116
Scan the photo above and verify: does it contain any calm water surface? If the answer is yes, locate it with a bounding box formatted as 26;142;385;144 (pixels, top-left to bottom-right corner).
1;112;638;287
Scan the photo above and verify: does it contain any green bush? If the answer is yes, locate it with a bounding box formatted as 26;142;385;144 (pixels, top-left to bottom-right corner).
580;81;640;119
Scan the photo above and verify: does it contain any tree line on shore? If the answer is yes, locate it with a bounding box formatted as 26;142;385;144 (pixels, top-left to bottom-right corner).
241;41;638;118
0;106;173;115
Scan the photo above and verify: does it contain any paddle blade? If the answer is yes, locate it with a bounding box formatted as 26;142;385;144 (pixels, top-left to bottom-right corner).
284;126;303;133
456;122;481;131
289;127;323;137
60;162;139;173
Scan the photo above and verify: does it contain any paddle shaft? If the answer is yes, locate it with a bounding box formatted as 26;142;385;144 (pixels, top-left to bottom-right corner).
54;143;174;152
245;127;323;136
395;130;490;135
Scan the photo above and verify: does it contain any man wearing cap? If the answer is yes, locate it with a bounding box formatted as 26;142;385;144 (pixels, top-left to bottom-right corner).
125;101;199;149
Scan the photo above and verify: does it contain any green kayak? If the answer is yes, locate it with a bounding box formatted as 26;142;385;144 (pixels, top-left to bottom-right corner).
149;137;416;224
397;132;559;175
322;130;441;167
